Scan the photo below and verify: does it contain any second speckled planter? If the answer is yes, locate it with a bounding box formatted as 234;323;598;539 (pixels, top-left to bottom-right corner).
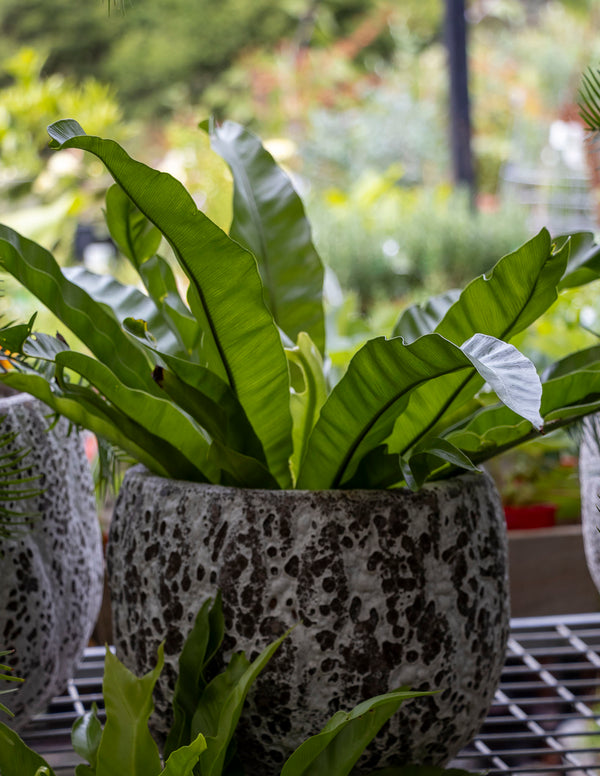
107;466;509;773
579;414;600;594
0;394;103;730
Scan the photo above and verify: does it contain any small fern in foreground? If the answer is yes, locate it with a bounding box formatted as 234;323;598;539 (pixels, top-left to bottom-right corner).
0;650;23;718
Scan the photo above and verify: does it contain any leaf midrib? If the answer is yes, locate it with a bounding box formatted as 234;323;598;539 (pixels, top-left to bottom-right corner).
401;251;555;457
332;362;471;487
51;128;237;393
225;139;277;323
107;165;236;391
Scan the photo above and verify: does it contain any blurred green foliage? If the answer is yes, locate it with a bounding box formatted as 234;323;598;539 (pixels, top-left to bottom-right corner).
300;86;448;189
0;47;125;263
469;1;600;190
0;0;385;118
0;0;595;316
513;284;600;371
0;48;123;188
198;0;443;128
307;172;530;309
485;432;581;520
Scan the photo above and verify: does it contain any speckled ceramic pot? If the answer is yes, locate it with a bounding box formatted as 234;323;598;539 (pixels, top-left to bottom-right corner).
0;394;103;730
107;465;509;772
579;414;600;592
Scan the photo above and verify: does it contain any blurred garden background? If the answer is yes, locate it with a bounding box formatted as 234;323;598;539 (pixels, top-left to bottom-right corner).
1;0;600;520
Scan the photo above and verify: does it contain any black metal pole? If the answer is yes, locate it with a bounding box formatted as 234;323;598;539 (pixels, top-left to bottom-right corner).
445;0;475;204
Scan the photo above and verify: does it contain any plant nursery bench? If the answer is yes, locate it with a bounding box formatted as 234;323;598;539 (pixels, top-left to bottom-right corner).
19;613;600;775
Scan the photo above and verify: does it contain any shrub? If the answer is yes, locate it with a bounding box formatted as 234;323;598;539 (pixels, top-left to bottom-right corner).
307;176;530;309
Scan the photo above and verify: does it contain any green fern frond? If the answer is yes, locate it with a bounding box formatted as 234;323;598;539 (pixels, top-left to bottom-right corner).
579;67;600;132
0;341;124;504
94;435;134;503
0;419;43;542
0;650;23;718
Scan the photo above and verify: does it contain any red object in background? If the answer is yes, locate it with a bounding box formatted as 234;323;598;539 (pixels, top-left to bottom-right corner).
504;503;557;530
83;431;98;464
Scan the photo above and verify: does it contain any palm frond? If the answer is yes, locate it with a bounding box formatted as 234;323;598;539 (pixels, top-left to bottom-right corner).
0;417;43;542
579;67;600;132
0;338;126;504
94;434;134;504
0;650;23;718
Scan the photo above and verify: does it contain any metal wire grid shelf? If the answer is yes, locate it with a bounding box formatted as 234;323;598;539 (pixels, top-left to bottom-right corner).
451;613;600;775
15;614;600;775
19;646;107;775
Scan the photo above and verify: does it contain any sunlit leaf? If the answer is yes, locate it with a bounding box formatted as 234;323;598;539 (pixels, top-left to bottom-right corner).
95;645;164;776
165;594;224;759
71;703;103;770
204;119;326;354
0;722;56;776
48;119;293;488
460;334;543;430
159;733;207;776
298;331;543;490
440;364;600;475
280;688;429;776
286;332;328;483
192;629;291;776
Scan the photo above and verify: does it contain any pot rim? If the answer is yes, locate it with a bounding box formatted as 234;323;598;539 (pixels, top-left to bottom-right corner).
121;462;497;497
0;391;38;408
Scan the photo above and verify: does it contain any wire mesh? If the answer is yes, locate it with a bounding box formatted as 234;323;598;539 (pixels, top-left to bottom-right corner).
15;614;600;775
451;613;600;775
18;646;106;775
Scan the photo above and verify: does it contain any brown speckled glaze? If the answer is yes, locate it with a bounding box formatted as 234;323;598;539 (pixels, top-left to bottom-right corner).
0;394;103;730
107;466;509;772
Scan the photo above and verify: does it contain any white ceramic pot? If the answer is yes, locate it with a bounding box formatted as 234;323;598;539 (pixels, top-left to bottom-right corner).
0;394;103;729
107;465;509;772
